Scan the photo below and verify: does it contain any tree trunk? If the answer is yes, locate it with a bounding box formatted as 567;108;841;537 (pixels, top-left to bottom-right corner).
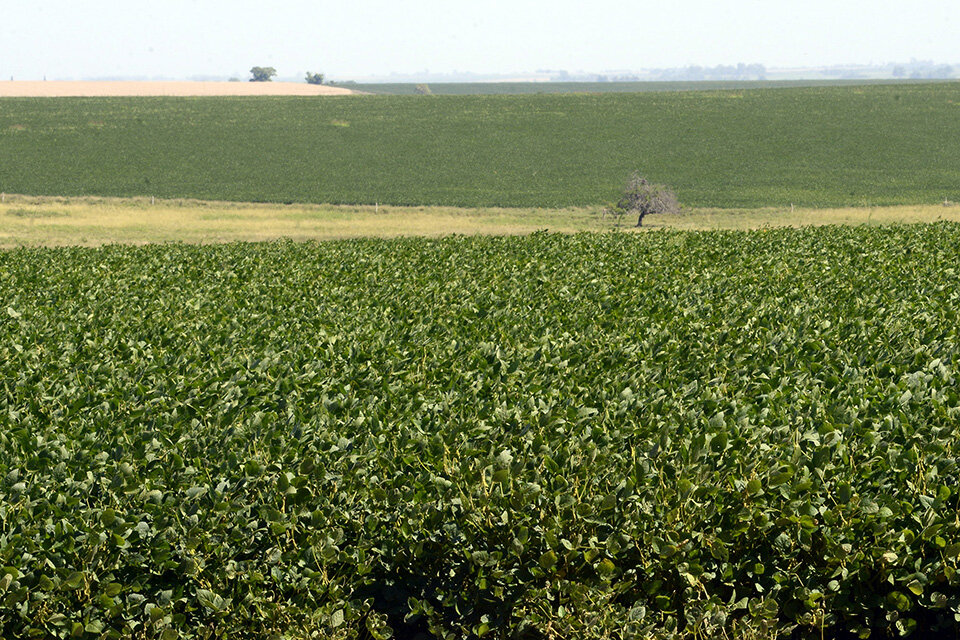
636;214;644;227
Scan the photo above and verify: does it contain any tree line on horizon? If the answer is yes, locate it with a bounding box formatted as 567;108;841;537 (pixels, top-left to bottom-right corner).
249;66;324;84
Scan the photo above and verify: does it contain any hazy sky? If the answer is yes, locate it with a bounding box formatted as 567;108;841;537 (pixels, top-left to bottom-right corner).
1;0;957;80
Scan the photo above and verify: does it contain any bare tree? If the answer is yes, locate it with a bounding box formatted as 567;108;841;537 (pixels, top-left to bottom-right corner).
605;172;681;227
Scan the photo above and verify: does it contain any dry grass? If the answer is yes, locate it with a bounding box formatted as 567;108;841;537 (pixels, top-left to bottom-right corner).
643;202;960;230
0;195;600;247
0;194;957;248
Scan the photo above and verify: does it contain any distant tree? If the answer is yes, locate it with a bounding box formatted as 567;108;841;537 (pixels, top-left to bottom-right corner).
414;83;432;95
249;66;277;82
604;172;681;227
305;71;325;85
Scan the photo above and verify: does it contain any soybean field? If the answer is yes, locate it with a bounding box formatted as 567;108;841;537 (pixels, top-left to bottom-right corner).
2;225;960;639
1;83;959;209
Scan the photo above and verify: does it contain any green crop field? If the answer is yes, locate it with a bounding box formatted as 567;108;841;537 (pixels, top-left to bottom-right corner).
1;83;959;209
2;225;959;639
347;79;942;95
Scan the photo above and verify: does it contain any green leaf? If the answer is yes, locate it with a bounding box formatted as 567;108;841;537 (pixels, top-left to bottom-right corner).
836;483;853;504
100;508;117;527
196;589;226;612
597;558;616;577
887;591;911;612
539;550;558;570
148;603;165;622
63;572;85;590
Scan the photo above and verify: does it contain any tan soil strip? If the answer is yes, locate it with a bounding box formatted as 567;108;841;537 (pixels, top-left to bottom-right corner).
0;81;355;97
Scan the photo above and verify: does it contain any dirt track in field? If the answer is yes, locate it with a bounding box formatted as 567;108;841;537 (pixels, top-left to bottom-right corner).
0;81;356;97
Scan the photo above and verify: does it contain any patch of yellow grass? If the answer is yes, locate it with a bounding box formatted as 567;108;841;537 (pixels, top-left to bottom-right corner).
0;194;957;248
0;195;600;247
652;203;960;230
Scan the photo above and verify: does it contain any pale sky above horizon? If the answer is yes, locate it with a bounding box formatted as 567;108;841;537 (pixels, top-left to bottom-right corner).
1;0;957;80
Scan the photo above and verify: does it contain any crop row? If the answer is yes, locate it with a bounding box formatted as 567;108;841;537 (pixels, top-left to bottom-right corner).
2;225;960;638
1;83;959;209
